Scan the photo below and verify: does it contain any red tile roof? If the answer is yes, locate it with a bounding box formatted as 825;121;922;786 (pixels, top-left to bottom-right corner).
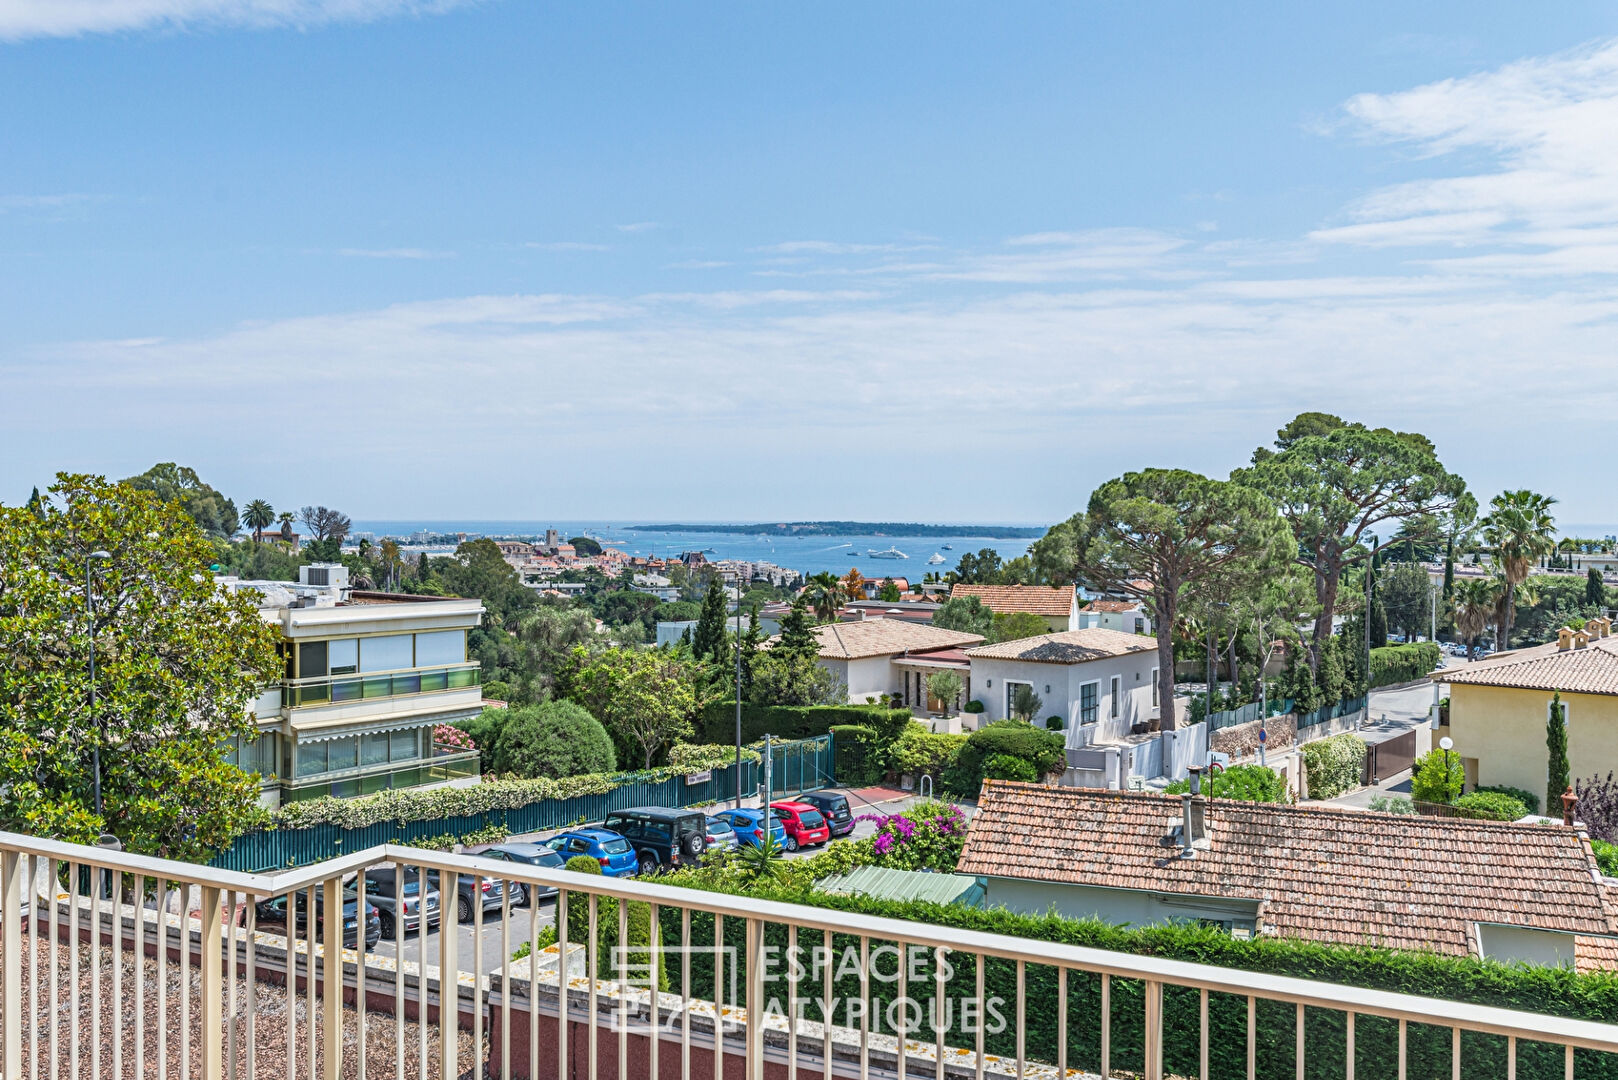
950;584;1074;616
957;782;1618;960
1084;599;1142;613
1446;633;1618;696
964;627;1156;664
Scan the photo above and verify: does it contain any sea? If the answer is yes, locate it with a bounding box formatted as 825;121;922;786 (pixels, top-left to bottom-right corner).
348;520;1042;580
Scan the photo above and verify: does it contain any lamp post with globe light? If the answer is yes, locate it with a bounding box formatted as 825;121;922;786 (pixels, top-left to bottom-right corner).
1440;735;1456;803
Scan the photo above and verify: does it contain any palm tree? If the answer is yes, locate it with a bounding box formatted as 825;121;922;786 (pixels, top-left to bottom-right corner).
276;511;296;543
1450;577;1496;658
803;572;847;623
1480;490;1557;648
243;499;275;543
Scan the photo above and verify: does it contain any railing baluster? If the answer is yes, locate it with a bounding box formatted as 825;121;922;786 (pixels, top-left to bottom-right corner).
114;870;125;1080
285;890;296;1080
500;878;510;1080
680;907;690;1080
619;897;629;1080
473;878;485;1080
181;883;192;1080
201;886;223;1080
649;903;660;1080
72;861;82;1080
246;899;258;1080
1100;973;1110;1080
439;870;458;1080
973;954;984;1080
786;923;798;1080
355;877;366;1080
1199;987;1208;1080
1345;1010;1355;1080
714;913;724;1080
1398;1018;1407;1080
0;851;19;1080
227;890;239;1080
745;917;764;1080
589;893;599;1080
156;878;166;1080
304;885;316;1080
30;856;40;1080
1014;958;1024;1080
821;929;832;1080
137;876;148;1080
1143;979;1162;1080
1566;1043;1574;1080
899;942;910;1080
1246;995;1255;1080
858;936;869;1080
393;866;404;1080
1508;1034;1517;1080
557;886;570;1080
417;866;427;1080
1294;1002;1304;1080
1056;966;1066;1080
93;862;104;1080
1452;1026;1461;1080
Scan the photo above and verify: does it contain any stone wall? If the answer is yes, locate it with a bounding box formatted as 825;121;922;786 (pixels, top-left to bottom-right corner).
1209;713;1297;759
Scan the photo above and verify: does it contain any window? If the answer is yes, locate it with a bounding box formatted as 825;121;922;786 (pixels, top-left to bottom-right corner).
1005;680;1034;718
328;638;358;675
1134;617;1145;635
1110;675;1121;719
360;634;414;673
415;630;466;667
1079;681;1100;725
391;727;421;762
296;741;326;777
362;732;391;767
299;641;328;679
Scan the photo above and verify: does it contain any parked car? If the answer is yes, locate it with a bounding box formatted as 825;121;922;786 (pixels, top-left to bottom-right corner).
543;828;640;878
769;800;831;851
704;814;740;852
255;886;381;949
794;792;855;838
602;806;709;875
479;842;568;904
362;867;440;940
717;808;788;850
423;867;512;923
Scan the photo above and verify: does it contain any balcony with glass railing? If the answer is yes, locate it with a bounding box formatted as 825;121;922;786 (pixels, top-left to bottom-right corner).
3;829;1616;1080
280;661;481;709
282;744;481;801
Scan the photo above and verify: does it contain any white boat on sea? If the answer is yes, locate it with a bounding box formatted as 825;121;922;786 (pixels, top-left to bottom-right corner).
867;546;908;559
926;552;945;564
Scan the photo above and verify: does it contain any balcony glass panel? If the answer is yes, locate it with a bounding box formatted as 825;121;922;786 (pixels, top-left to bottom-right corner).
419;669;448;692
330;676;364;702
448;667;477;689
361;674;393;699
392;672;421;695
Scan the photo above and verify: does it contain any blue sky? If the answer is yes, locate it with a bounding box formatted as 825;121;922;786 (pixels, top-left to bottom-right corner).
6;2;1618;524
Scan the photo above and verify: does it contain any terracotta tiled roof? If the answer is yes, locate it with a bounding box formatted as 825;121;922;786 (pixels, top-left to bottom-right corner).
1084;599;1142;614
1446;635;1618;696
964;628;1157;664
950;584;1074;616
800;619;985;661
956;782;1618;959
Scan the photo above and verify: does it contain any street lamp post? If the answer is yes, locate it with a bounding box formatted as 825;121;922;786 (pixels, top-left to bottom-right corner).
1440;735;1455;804
86;550;112;816
734;608;744;810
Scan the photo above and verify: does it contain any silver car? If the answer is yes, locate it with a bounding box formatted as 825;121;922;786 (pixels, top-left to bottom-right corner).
363;867;440;940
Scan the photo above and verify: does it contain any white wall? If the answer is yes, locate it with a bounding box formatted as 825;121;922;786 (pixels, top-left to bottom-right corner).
970;653;1158;744
818;656;888;702
1095;609;1152;636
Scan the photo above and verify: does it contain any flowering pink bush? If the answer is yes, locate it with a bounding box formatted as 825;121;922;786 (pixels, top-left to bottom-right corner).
434;723;476;753
859;801;967;871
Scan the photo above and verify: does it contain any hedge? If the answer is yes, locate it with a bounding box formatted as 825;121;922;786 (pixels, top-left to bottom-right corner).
1477;784;1541;815
1165;764;1287;803
829;725;884;788
1594;839;1618;878
654;868;1618;1080
696;702;911;746
941;721;1065;797
264;742;759;831
1302;733;1366;800
886;723;967;777
1451;790;1530;821
1370;641;1443;689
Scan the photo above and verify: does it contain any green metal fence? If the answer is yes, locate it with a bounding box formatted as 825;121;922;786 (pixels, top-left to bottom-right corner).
209;734;835;872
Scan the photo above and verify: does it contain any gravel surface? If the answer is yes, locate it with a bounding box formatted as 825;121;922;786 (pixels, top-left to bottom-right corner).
9;928;486;1079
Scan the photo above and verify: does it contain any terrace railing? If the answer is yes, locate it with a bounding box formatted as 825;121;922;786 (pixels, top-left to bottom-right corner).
281;662;482;708
3;829;1617;1080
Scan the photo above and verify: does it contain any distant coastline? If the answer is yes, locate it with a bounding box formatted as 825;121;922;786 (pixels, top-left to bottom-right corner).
626;521;1047;539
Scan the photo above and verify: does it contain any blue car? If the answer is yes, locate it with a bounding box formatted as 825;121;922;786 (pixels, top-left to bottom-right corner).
544;828;639;878
718;808;788;850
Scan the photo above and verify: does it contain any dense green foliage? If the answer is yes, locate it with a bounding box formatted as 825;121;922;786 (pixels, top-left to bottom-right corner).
942;720;1065;796
1164;764;1288;802
1301;734;1366;799
931;594;993;638
983;753;1038;782
829;724;884;787
487;700;617;779
123;462;239;539
886;723;967;777
1412;747;1466;804
0;474;281;860
561;854;666;987
1592;839;1618;878
1549;692;1570;814
1450;790;1530;821
990;610;1051;643
695;702;910;746
1475;784;1540;815
566;645;696;768
1369;641;1442;688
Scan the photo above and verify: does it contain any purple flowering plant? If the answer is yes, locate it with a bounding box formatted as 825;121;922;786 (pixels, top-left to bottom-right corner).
857;800;967;871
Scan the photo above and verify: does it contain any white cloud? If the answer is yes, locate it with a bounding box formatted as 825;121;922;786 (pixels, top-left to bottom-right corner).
0;0;474;41
615;222;659;233
336;247;453;259
1311;37;1618;273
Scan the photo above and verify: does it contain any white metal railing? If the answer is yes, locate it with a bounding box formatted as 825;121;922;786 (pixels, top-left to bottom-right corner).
3;830;1618;1080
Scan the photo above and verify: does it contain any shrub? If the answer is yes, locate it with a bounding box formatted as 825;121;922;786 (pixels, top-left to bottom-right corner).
490;699;616;779
1475;785;1540;816
1368;794;1416;814
943;721;1065;796
1592;838;1618;878
1451;790;1530;821
1045;715;1064;730
453;706;510;772
1164;764;1287;803
829;725;884;787
481;679;511;702
1411;747;1465;804
1575;772;1618;842
963;699;985;714
433;723;476;752
695;703;910;746
862;801;968;870
983;753;1038;783
887;723;967;777
1368;642;1442;688
1301;733;1366;800
560;855;666;987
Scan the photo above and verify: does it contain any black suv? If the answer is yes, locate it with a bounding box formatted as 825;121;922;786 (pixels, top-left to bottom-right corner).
796;792;855;838
602;807;708;875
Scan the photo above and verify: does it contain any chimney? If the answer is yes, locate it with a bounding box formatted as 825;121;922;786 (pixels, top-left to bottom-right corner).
1575;630;1591;649
1563;786;1578;827
1178;792;1196;860
1558;627;1575;651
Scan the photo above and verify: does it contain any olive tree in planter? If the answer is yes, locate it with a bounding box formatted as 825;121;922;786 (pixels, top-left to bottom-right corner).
926;670;965;716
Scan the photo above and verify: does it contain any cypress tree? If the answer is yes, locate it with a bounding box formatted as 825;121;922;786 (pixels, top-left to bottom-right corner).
25;486;44;517
417;552;430;579
1443;537;1455;599
1368;598;1388;650
1586;568;1606;611
1548;691;1570;813
691;574;728;663
776;595;818;660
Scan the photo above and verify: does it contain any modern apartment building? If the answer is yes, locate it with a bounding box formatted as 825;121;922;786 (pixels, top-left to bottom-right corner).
218;564;485;806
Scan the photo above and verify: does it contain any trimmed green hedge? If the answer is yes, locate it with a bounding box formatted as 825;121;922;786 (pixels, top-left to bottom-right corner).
1452;790;1530;821
941;721;1065;797
829;725;884;787
1477;784;1541;815
696;702;911;745
886;723;967;777
1370;641;1443;688
655;869;1618;1080
1302;733;1366;799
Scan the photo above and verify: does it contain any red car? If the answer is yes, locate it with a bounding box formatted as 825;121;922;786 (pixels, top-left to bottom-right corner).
770;800;831;851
